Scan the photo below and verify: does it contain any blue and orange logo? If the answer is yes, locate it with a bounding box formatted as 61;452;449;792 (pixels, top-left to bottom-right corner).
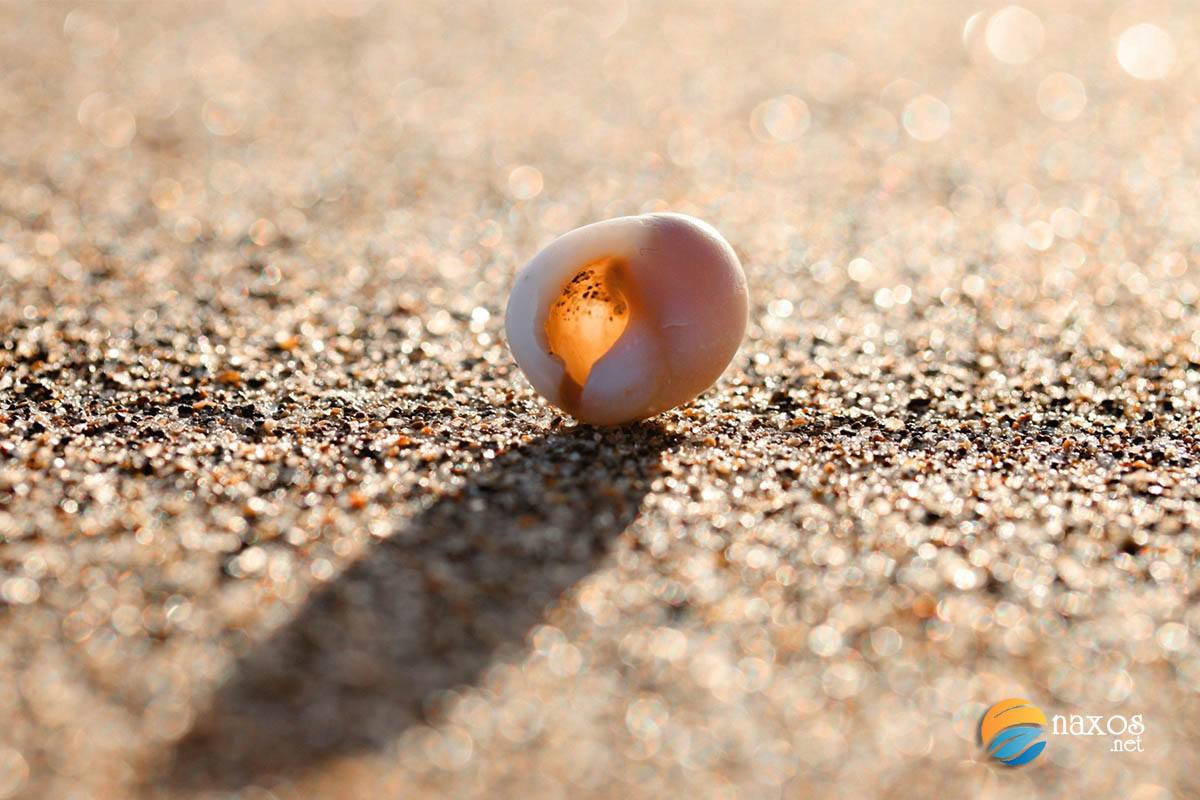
979;698;1047;766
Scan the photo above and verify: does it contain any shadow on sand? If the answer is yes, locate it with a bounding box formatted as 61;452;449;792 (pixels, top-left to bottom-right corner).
165;422;676;791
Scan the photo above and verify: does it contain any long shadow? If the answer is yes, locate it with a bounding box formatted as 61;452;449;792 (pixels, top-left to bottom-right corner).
164;423;676;791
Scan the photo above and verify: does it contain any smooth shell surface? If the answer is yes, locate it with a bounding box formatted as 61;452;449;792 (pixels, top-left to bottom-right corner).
506;213;749;425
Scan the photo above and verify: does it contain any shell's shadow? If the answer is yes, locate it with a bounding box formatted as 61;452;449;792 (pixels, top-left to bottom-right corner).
164;423;676;791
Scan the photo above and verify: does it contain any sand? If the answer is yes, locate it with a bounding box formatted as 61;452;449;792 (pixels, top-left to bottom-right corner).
1;1;1198;797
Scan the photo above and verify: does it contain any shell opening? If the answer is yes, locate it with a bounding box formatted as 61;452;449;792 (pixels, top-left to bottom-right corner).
544;257;630;388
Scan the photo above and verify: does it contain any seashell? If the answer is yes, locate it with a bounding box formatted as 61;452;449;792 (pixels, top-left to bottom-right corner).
505;213;749;425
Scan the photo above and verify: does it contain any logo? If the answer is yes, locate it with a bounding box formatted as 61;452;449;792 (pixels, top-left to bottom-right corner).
979;698;1047;766
1053;713;1144;751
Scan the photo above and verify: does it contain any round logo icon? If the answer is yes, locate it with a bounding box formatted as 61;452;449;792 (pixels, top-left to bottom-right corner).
979;698;1047;766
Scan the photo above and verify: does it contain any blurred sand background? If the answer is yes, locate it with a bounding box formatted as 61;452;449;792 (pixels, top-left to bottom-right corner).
1;0;1199;797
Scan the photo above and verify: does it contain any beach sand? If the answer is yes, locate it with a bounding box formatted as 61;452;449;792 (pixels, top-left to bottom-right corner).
0;1;1198;797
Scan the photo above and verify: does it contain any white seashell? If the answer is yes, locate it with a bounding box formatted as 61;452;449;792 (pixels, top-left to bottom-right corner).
505;213;749;425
